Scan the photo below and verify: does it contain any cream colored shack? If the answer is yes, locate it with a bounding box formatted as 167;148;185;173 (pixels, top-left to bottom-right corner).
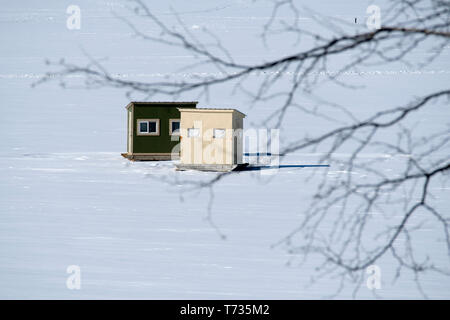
178;108;245;169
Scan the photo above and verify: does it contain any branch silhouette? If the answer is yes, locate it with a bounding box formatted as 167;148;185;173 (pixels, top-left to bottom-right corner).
37;0;450;297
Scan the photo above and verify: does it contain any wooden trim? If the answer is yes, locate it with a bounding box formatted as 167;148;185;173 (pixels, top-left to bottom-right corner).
126;101;198;109
169;118;180;136
178;108;246;118
130;105;134;152
122;152;178;161
131;153;175;156
136;119;160;136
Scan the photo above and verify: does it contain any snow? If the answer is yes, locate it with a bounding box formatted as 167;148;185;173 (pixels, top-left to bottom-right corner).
1;0;449;299
1;151;449;299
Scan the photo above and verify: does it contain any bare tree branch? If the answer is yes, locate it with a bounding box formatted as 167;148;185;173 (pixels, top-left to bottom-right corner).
37;0;450;297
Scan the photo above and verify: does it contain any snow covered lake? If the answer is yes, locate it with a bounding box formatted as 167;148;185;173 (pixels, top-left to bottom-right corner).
1;151;449;299
0;151;330;299
1;0;449;299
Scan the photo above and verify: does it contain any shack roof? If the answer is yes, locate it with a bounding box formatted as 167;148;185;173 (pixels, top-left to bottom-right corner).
126;101;198;109
178;108;246;118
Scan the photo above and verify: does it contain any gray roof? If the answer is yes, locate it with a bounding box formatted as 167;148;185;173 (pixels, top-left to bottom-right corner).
179;107;246;117
126;101;198;109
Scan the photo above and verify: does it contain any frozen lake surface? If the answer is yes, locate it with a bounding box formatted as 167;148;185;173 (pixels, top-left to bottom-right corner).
1;0;449;299
1;151;449;299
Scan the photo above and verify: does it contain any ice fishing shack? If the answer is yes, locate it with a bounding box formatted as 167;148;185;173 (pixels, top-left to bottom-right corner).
121;101;197;161
175;108;246;172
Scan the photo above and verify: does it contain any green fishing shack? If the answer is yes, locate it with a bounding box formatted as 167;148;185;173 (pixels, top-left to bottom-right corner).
122;101;198;161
